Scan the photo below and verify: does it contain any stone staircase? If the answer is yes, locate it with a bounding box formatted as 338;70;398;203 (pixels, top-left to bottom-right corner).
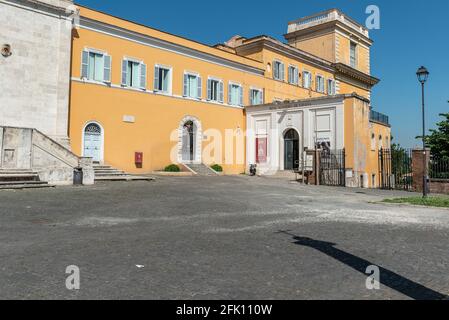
93;164;153;182
0;169;53;190
183;163;219;176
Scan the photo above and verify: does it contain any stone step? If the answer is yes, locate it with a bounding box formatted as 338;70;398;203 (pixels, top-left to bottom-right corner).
184;164;219;176
0;181;48;186
0;183;54;190
93;163;154;182
93;166;114;170
0;173;40;182
95;175;154;182
0;169;35;173
94;170;125;175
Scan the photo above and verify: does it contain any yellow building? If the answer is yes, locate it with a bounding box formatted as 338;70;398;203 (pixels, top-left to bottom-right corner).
69;6;390;188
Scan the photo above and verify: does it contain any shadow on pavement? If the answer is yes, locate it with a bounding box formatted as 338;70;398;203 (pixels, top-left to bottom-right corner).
277;230;447;300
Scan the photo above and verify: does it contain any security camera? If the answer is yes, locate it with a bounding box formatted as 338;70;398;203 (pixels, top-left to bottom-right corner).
1;44;12;57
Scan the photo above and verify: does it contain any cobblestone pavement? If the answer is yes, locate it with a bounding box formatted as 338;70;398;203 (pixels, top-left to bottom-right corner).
0;176;448;300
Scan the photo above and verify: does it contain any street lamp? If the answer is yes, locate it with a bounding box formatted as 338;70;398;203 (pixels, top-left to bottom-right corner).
416;66;429;198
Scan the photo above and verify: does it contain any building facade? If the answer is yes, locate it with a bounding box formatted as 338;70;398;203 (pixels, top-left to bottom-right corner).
0;0;75;145
65;7;390;187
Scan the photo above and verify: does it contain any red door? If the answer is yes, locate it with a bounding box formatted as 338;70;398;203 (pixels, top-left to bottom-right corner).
256;138;267;163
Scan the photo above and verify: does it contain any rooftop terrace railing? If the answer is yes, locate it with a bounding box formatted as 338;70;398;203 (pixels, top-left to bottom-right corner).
370;110;390;126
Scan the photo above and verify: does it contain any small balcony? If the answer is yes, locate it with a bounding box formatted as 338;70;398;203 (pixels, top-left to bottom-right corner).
370;110;390;126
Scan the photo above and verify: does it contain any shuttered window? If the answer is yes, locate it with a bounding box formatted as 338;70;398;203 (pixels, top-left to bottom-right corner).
303;71;312;89
350;42;357;68
207;79;224;103
183;73;202;99
154;66;171;93
228;83;243;106
250;89;264;105
288;66;299;85
327;79;336;95
82;50;111;83
316;75;325;93
122;59;147;89
273;61;285;81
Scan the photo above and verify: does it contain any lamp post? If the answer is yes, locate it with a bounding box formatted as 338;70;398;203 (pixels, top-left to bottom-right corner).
416;66;429;198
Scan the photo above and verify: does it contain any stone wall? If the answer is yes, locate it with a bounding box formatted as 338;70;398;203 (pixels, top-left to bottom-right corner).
429;180;449;195
0;126;93;185
0;0;74;145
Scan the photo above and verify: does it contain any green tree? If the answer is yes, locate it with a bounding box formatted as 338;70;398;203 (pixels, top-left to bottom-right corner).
425;113;449;160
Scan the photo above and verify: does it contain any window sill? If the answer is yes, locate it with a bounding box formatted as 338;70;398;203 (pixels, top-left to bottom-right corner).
154;90;172;96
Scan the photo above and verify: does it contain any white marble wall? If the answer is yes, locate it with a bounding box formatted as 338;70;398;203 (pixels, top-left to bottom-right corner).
0;0;74;145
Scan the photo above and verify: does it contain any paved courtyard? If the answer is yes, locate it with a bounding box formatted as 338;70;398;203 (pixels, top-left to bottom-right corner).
0;175;448;300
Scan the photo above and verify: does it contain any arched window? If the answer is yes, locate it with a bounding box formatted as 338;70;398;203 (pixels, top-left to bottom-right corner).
284;129;299;140
85;123;101;134
371;133;376;151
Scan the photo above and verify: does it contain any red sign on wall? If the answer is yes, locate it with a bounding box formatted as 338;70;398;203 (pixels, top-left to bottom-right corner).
256;138;267;163
135;152;143;165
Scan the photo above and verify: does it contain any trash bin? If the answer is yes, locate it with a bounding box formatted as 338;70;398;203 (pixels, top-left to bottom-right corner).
73;167;83;185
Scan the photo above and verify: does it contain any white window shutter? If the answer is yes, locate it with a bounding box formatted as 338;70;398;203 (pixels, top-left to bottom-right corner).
249;89;253;105
219;81;224;103
261;89;264;104
103;55;111;83
207;79;212;100
183;74;188;96
239;86;243;106
273;61;278;79
140;63;147;89
280;63;285;81
197;76;202;99
154;66;160;91
121;59;128;86
228;83;232;104
294;69;299;85
81;51;89;79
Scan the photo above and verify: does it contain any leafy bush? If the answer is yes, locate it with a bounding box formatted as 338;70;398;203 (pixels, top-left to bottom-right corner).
164;164;180;172
210;164;223;172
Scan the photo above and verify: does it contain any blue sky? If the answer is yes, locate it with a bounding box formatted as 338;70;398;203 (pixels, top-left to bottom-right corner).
76;0;449;148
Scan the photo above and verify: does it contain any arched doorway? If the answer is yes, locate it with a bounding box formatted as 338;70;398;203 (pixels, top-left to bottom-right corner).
284;129;299;170
83;122;103;163
182;120;196;162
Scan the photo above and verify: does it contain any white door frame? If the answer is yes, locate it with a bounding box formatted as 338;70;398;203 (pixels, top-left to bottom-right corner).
279;127;301;171
178;116;202;164
81;121;105;163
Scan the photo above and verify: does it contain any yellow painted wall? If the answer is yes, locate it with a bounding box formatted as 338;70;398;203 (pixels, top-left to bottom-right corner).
70;82;247;174
337;34;370;75
287;32;336;63
344;97;391;187
338;81;370;98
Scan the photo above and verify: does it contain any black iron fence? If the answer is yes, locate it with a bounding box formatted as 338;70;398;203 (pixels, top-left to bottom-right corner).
430;156;449;180
378;148;413;191
320;149;346;187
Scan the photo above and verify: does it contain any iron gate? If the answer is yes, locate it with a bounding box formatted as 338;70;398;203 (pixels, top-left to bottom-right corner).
378;148;413;191
320;149;346;187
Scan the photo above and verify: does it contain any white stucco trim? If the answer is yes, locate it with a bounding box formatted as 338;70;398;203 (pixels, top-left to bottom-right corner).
279;127;302;171
177;116;202;164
